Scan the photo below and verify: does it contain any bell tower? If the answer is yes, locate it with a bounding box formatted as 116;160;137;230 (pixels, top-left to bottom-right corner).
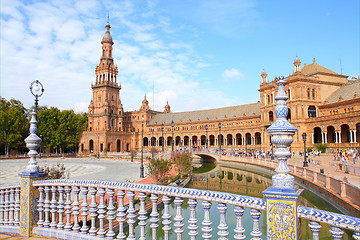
88;19;122;132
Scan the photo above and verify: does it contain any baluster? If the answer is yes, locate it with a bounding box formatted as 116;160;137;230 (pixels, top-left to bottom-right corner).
64;186;72;231
150;193;160;240
162;195;172;240
174;197;184;240
127;191;136;240
138;192;148;240
57;186;65;230
88;187;98;236
250;208;262;239
106;188;116;239
50;186;57;229
309;221;321;240
14;187;20;226
234;206;245;240
97;187;106;238
72;186;81;232
201;200;212;240
329;226;344;240
8;188;15;225
43;186;51;228
0;189;4;225
217;203;228;240
4;189;9;225
353;231;360;240
188;198;198;240
37;186;45;228
80;187;89;234
116;190;126;240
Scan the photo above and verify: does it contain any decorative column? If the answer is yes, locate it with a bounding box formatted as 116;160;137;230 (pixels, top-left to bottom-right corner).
19;80;46;237
262;76;303;240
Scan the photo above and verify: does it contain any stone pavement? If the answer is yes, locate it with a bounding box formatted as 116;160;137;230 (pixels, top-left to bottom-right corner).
286;154;360;188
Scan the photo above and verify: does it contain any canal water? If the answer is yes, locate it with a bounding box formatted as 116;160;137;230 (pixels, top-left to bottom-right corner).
126;162;353;239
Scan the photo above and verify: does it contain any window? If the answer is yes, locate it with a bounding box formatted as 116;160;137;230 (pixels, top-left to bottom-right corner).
312;89;315;100
308;106;317;118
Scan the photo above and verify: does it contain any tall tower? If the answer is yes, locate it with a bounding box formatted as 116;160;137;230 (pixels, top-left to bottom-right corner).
88;20;123;132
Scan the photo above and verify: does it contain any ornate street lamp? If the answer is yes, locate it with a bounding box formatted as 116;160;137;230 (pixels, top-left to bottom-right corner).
24;80;44;173
161;123;164;152
97;134;100;159
171;120;174;152
302;133;308;167
218;122;222;153
205;124;208;149
140;116;144;178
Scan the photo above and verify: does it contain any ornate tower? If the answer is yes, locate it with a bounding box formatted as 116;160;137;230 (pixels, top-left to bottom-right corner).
88;20;123;133
293;56;301;73
164;100;171;113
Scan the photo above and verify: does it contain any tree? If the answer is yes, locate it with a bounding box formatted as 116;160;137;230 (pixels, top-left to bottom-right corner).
172;152;193;178
0;98;28;155
147;158;172;185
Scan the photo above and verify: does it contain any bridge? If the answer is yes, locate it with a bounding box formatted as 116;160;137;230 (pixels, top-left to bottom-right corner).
192;151;220;162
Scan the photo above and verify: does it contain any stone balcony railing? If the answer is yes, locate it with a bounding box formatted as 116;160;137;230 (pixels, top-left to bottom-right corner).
1;179;360;240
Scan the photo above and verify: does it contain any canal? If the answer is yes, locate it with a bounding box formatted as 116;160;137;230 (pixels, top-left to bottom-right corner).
126;161;353;239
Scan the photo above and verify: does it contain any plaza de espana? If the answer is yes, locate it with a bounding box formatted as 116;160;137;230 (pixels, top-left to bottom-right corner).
79;22;360;155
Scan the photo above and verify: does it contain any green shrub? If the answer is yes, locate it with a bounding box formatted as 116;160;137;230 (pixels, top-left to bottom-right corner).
315;142;327;153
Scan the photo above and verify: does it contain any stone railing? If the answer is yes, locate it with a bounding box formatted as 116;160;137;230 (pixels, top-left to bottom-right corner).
223;156;360;208
1;179;360;239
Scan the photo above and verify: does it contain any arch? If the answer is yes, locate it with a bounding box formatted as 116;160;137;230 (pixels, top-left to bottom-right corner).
89;140;94;153
255;132;261;145
192;136;198;146
269;111;274;122
200;135;206;146
143;137;149;146
159;137;164;146
314;127;322;143
327;126;336;143
340;124;350;143
227;134;233;145
150;137;156;146
167;136;172;146
236;133;242;145
116;140;121;152
245;133;251;145
308;106;317;118
209;135;215;146
287;108;291;120
177;136;182;146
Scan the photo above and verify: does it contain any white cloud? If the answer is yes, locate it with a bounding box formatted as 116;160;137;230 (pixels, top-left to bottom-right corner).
74;102;89;114
222;68;245;81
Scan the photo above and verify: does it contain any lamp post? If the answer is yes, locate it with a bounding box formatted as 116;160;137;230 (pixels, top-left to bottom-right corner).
40;135;42;159
218;122;222;153
205;124;208;150
171;120;174;152
97;134;100;159
25;80;44;172
151;128;154;160
131;132;134;162
140;116;144;178
161;123;164;152
302;133;308;167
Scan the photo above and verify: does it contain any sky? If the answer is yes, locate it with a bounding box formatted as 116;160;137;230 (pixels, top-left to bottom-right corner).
1;0;359;113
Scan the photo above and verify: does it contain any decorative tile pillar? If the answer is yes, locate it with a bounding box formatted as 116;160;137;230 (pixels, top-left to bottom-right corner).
19;105;46;237
262;76;303;240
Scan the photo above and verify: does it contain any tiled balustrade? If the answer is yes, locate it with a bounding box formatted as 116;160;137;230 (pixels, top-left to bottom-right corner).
0;179;359;239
